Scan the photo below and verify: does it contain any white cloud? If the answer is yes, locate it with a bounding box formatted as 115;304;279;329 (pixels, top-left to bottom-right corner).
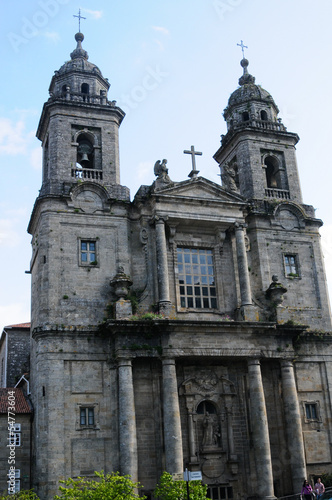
152;26;170;36
0;119;28;155
43;31;61;42
30;147;42;171
155;39;165;51
0;117;36;157
82;9;103;19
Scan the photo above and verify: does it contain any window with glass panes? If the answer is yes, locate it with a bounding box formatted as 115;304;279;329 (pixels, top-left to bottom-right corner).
80;407;95;426
305;403;318;420
177;248;217;309
206;485;233;500
284;254;299;276
80;240;96;265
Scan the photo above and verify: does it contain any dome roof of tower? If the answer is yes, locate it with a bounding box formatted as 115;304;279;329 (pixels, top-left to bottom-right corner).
227;83;276;108
224;58;278;115
56;32;102;77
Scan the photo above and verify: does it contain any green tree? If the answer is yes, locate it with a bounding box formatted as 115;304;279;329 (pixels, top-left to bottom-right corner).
0;491;40;500
54;471;145;500
154;472;208;500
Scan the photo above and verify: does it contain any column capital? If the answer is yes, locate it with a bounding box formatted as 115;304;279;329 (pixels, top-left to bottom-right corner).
162;357;176;366
117;357;133;367
234;222;248;231
151;214;169;225
248;358;261;367
280;359;294;369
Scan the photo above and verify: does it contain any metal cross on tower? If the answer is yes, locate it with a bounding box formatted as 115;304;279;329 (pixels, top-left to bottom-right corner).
237;40;248;58
73;9;86;32
184;145;202;179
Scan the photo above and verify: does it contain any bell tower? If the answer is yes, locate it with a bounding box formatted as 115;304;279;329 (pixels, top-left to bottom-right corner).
28;32;130;329
37;32;125;196
214;56;331;330
214;57;302;203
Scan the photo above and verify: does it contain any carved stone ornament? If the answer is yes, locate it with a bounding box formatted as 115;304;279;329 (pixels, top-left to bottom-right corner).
110;266;133;299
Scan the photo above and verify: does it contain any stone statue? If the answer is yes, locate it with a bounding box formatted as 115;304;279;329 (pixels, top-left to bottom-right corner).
202;412;219;447
153;159;172;189
222;162;239;192
154;159;170;180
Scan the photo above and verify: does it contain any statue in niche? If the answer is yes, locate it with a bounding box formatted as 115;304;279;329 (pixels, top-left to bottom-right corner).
222;162;239;192
202;412;220;447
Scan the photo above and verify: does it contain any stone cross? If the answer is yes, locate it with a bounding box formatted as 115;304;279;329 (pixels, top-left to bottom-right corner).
73;9;86;32
184;145;202;179
237;40;248;58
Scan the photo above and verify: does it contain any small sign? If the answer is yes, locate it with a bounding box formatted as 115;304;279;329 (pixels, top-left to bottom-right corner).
172;473;184;481
189;471;202;481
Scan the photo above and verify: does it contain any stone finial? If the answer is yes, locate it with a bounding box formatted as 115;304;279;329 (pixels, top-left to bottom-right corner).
238;58;255;86
266;275;288;306
70;32;89;60
110;266;133;299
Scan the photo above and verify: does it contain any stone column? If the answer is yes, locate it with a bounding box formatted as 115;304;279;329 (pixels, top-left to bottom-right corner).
162;358;183;473
280;360;306;492
118;358;138;481
188;412;197;462
155;217;171;313
248;359;276;500
224;399;235;458
235;223;252;306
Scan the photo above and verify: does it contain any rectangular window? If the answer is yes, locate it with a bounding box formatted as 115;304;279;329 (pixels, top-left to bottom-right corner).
177;248;217;309
305;403;318;420
206;485;233;500
8;424;21;447
80;240;97;265
7;471;20;494
80;407;95;427
284;254;299;277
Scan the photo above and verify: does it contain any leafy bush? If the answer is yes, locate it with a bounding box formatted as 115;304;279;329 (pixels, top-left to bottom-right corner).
154;471;207;500
54;471;145;499
0;491;40;500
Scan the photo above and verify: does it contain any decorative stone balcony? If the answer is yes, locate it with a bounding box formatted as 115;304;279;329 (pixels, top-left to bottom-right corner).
71;167;103;181
265;188;290;200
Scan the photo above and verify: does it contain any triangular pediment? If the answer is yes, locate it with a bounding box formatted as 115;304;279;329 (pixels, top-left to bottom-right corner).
151;177;245;204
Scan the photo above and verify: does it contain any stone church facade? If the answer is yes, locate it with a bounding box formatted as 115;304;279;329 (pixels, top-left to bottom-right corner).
28;33;332;499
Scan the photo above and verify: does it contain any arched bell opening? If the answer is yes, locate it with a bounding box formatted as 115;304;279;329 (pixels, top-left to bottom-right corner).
264;155;281;189
76;134;94;169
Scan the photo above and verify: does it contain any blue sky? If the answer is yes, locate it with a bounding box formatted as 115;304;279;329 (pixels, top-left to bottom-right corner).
1;0;332;330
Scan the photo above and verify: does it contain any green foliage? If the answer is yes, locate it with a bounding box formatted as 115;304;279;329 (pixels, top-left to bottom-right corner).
54;471;145;500
0;491;40;500
130;312;164;321
321;473;332;488
154;471;207;500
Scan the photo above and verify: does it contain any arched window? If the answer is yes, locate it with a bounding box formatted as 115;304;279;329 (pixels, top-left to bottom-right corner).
61;85;67;95
261;110;268;121
264;156;280;188
197;400;217;415
81;83;89;94
242;111;249;122
77;134;94;169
